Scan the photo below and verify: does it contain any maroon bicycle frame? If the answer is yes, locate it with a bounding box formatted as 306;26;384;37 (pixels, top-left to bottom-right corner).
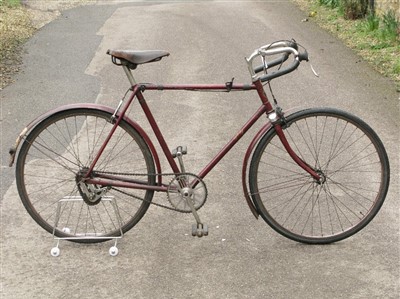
85;79;320;195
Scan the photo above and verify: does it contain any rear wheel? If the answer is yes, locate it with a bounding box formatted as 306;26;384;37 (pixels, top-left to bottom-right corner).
16;108;155;243
249;108;389;244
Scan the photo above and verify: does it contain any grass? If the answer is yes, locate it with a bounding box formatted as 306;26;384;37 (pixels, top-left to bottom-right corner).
0;0;35;89
1;0;20;7
295;0;400;88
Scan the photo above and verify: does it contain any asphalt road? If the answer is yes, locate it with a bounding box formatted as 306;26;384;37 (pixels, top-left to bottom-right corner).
1;1;399;298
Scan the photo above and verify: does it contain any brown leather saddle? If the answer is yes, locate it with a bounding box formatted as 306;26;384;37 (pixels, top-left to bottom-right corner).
107;49;170;69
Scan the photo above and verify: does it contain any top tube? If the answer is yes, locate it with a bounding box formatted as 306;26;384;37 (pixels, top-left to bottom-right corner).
138;83;257;92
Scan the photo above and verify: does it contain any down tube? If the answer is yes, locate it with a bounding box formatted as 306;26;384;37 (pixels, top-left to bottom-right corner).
136;90;181;174
198;104;267;179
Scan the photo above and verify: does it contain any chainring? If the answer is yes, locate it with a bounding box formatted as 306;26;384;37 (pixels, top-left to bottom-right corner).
167;173;208;213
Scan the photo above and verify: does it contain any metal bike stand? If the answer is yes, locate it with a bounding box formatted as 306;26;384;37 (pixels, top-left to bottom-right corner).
50;196;123;257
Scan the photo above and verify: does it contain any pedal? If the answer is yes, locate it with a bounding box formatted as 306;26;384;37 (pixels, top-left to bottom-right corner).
192;223;208;238
172;146;187;158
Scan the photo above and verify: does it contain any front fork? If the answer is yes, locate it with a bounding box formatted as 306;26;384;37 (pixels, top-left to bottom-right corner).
270;113;321;182
254;79;321;182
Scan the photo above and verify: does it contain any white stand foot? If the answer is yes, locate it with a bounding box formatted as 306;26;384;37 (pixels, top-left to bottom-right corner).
51;247;60;257
109;246;118;256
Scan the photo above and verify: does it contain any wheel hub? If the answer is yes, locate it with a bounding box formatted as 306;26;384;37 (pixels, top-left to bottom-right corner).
315;169;327;185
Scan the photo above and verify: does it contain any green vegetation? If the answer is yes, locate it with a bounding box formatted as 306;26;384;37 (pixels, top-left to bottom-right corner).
1;0;22;7
319;0;341;8
296;0;399;86
0;0;35;88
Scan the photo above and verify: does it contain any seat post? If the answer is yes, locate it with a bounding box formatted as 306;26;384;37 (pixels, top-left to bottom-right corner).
122;65;137;86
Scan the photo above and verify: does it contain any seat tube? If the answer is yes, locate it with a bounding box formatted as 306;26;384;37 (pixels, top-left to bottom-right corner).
122;65;137;86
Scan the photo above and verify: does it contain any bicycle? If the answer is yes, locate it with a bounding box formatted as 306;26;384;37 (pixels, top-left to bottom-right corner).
9;40;390;245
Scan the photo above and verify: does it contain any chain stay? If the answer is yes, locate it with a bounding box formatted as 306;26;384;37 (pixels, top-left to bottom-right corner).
93;170;207;212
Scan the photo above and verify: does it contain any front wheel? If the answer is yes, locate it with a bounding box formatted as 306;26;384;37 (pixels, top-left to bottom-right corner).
16;107;156;243
249;108;390;244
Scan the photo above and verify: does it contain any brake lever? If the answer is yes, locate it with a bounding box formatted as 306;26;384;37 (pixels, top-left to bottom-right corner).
310;63;319;77
304;53;320;78
298;49;319;78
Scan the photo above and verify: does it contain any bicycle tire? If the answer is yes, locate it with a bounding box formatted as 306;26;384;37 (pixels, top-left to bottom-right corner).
16;107;156;243
249;108;389;244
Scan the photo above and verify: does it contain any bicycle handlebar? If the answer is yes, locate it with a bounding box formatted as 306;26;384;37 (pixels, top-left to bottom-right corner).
246;40;309;83
253;53;289;74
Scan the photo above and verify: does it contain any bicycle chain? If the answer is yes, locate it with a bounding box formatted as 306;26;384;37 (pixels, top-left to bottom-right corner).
92;170;207;212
